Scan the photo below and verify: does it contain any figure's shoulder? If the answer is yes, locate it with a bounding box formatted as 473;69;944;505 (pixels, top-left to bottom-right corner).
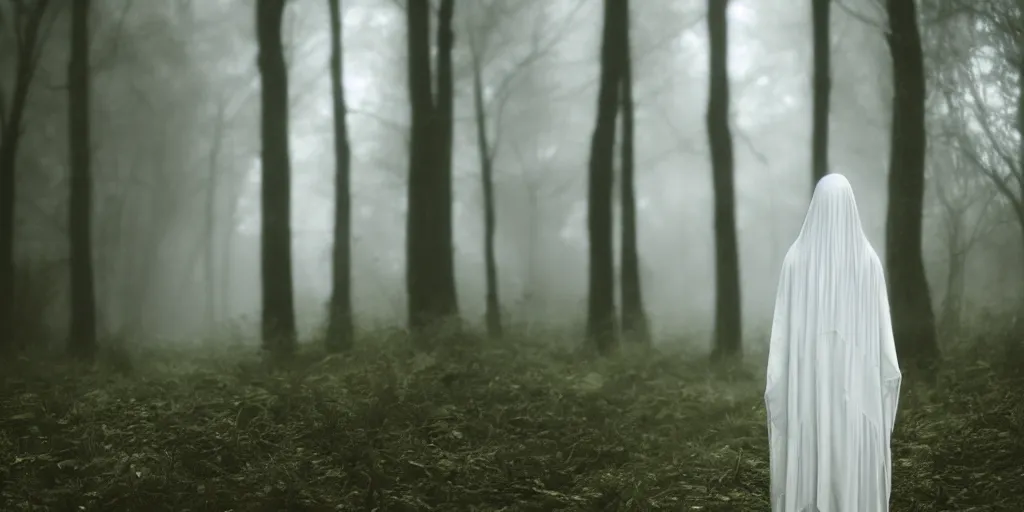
865;246;883;268
862;244;887;282
781;242;801;267
777;245;801;281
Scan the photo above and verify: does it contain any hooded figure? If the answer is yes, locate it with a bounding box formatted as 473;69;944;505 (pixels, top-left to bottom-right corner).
765;173;901;512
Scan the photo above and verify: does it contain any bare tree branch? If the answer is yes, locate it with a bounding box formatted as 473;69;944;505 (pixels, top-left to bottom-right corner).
835;0;886;30
958;63;1020;179
91;0;134;75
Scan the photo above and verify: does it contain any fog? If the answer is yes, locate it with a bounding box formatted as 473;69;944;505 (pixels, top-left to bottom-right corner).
9;0;1020;347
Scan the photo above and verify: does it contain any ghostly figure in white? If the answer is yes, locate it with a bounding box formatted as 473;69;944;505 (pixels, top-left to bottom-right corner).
765;174;902;512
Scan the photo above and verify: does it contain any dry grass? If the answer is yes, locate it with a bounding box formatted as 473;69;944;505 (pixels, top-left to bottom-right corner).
0;330;1022;511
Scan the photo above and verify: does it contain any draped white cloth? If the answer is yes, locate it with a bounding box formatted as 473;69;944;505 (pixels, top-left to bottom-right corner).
765;173;902;512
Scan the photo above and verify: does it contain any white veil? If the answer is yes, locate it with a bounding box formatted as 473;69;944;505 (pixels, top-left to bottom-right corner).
765;173;902;512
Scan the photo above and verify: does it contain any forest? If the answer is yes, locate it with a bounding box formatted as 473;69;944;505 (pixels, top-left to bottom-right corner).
0;0;1022;509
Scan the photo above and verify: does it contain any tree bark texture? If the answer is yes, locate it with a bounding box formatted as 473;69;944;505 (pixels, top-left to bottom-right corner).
405;0;459;336
471;49;503;339
256;0;297;354
0;1;50;350
617;0;650;344
707;0;743;360
68;0;98;360
884;0;939;373
585;0;625;354
326;0;354;352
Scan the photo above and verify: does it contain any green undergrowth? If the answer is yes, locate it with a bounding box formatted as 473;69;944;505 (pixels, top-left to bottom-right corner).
1;332;1022;511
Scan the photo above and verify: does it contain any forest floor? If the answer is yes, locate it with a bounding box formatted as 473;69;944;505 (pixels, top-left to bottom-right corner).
1;330;1022;511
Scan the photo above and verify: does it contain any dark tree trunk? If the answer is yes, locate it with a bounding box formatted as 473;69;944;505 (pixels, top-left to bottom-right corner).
1017;63;1023;308
326;0;353;352
1018;62;1023;191
435;0;459;322
586;0;625;354
811;0;831;189
67;0;97;360
405;0;434;332
0;116;21;352
0;1;49;350
405;0;458;336
471;49;502;339
884;0;938;374
707;0;742;361
617;0;650;345
256;0;297;355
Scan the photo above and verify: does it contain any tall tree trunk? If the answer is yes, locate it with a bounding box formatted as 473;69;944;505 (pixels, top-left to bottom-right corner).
68;0;97;360
811;0;831;189
707;0;742;361
884;0;938;375
471;48;502;339
203;103;226;332
326;0;353;352
406;0;436;333
0;114;22;351
1017;63;1023;309
406;0;435;333
617;0;650;345
435;0;459;322
256;0;297;354
0;1;50;350
405;0;457;336
586;0;624;354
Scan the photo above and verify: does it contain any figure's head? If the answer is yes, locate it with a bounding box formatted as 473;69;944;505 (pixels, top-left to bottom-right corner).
797;172;866;245
813;173;854;199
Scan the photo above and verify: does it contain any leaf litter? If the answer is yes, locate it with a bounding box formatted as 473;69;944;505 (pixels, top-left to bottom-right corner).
0;334;1021;511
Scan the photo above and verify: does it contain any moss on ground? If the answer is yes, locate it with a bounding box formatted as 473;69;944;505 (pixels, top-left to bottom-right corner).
0;333;1021;511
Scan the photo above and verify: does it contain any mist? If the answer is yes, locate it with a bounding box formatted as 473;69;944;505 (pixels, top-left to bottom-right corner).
6;0;1021;348
3;0;1023;509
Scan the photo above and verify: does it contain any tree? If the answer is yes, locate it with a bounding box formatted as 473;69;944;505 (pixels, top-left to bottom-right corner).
927;144;1000;339
811;0;831;189
434;0;458;322
585;0;625;354
707;0;742;360
202;99;227;331
405;0;459;336
67;0;98;359
923;0;1021;337
461;0;582;339
256;0;297;354
618;0;650;344
884;0;939;373
325;0;353;352
72;1;243;339
0;0;51;350
469;27;502;339
933;0;1023;299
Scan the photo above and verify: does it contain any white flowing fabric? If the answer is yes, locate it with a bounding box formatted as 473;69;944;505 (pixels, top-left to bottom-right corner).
765;174;902;512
